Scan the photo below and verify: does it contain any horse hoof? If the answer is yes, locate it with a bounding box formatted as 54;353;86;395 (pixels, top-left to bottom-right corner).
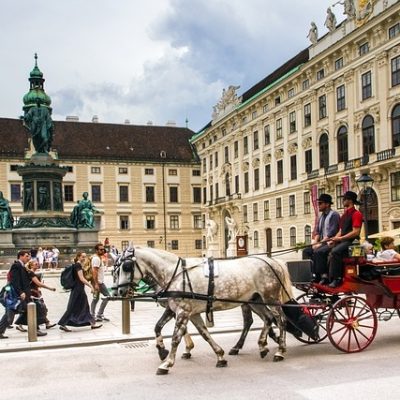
260;349;269;359
159;348;169;361
216;360;228;368
156;368;169;375
273;355;284;362
228;348;239;356
181;352;191;359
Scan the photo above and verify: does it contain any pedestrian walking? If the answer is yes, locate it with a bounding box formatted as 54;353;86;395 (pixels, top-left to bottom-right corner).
58;252;102;332
90;243;110;322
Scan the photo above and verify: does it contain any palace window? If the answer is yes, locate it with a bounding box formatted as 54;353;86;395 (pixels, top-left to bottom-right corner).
277;160;283;184
276;198;282;218
170;215;179;230
64;185;74;202
253;131;259;150
224;146;229;163
195;239;202;250
289;111;296;133
193;214;202;229
144;168;154;175
146;215;155;229
276;119;282;139
392;104;400;147
243;205;248;223
10;184;21;202
319;133;329;169
290;155;297;181
319;94;327;119
317;69;325;80
336;85;346;111
305;225;312;245
288;88;295;98
335;57;343;71
244;172;249;193
145;186;155;203
119;185;129;202
171;240;179;250
192;169;200;176
264;200;270;220
304;103;311;127
359;42;369;56
289;195;296;216
302;79;309;90
277;228;283;247
391;172;400;202
253;202;258;221
304;192;310;214
337;126;348;163
119;216;129;230
243;136;248;155
265;164;271;188
169;186;178;203
305;149;312;174
389;23;400;39
91;166;101;174
362;71;372;100
290;227;297;247
168;169;177;176
336;184;344;209
254;231;259;248
119;167;128;174
193;187;201;203
392;56;400;87
254;168;259;191
91;185;101;202
362;115;375;155
234;141;239;158
214;152;218;168
147;241;155;248
264;125;270;145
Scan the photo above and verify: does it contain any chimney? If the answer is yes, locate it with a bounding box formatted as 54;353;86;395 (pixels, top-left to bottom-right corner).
166;120;176;126
66;116;79;122
147;120;153;126
124;119;130;125
92;115;99;123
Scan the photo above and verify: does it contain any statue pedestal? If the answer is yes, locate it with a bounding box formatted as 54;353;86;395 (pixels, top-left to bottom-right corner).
226;241;236;258
206;243;219;258
0;231;15;249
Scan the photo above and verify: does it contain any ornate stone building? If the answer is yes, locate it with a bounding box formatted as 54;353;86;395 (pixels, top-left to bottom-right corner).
0;60;202;257
191;0;400;258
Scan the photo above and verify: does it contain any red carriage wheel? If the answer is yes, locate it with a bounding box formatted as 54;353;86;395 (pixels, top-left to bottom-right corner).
293;293;329;344
327;296;377;353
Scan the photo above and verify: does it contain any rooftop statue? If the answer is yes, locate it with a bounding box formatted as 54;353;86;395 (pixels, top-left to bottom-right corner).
0;191;14;230
212;85;241;120
307;22;318;45
24;102;54;153
70;192;99;228
325;7;337;32
334;0;356;18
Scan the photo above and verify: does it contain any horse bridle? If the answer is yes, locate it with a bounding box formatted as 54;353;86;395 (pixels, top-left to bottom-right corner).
112;247;145;291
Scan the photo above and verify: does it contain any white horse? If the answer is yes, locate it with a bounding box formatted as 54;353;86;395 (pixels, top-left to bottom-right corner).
114;246;293;375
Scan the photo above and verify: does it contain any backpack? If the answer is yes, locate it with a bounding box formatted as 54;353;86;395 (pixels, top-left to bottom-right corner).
82;255;94;282
60;265;76;289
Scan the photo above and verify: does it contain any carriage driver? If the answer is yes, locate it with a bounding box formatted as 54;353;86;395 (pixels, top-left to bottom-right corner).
325;191;363;288
305;194;340;283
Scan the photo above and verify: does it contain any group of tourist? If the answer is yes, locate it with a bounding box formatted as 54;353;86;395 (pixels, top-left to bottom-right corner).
304;191;400;288
34;246;60;269
0;242;110;339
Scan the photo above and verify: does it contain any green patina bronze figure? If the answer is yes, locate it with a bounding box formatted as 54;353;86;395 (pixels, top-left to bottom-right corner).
0;191;14;229
71;192;98;228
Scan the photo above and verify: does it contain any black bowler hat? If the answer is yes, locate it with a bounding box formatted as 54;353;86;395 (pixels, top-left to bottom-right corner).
317;194;333;204
343;191;361;205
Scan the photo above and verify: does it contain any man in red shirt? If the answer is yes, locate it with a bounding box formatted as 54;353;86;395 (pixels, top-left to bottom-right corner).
327;191;363;288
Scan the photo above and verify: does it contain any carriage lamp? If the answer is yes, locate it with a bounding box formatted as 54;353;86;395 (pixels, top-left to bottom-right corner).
356;173;374;240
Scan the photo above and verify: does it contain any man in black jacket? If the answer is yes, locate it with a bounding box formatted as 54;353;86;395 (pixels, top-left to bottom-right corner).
0;249;47;338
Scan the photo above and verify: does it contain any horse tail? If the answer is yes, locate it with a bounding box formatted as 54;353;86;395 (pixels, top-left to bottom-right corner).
275;258;294;303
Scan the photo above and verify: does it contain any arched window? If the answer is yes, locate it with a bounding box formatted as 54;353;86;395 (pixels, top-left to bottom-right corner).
254;231;259;248
319;133;329;168
337;126;348;163
276;228;283;248
304;225;312;245
362;115;375;155
392;104;400;147
290;227;297;247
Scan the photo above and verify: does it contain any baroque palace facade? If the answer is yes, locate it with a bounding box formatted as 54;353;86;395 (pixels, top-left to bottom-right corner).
191;0;400;258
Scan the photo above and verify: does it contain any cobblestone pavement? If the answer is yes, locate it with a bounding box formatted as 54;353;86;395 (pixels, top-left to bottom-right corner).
0;270;263;352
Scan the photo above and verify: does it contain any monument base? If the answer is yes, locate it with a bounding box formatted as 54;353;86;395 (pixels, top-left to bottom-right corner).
206;243;220;258
0;231;15;249
226;241;236;258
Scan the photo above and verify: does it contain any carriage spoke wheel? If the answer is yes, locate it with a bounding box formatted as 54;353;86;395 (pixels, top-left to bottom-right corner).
294;293;329;344
327;296;377;353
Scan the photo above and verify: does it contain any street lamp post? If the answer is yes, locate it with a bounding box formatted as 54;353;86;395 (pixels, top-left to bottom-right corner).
356;173;374;241
160;151;167;250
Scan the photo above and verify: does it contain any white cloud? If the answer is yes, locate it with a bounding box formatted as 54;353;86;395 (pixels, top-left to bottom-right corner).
1;0;341;131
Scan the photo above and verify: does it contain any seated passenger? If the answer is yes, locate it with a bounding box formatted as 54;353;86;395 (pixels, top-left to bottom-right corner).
376;236;400;262
326;191;363;288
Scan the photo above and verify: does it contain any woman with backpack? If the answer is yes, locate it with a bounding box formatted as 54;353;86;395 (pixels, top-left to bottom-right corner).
58;252;102;332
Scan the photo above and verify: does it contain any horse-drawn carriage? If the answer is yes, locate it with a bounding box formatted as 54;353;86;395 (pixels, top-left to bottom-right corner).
287;249;400;353
111;244;400;374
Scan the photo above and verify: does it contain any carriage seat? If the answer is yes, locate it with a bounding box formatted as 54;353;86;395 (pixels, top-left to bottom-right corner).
286;260;313;284
359;261;400;281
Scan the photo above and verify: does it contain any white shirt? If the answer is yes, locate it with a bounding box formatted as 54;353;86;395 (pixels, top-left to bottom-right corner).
91;254;105;284
376;249;398;261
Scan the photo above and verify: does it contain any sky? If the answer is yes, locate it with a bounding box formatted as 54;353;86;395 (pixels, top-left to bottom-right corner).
1;0;344;132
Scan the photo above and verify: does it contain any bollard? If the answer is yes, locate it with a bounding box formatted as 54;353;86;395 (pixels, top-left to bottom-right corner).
122;299;131;334
27;302;37;342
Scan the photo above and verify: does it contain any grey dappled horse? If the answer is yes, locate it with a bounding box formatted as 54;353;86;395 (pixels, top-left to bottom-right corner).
114;245;293;375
